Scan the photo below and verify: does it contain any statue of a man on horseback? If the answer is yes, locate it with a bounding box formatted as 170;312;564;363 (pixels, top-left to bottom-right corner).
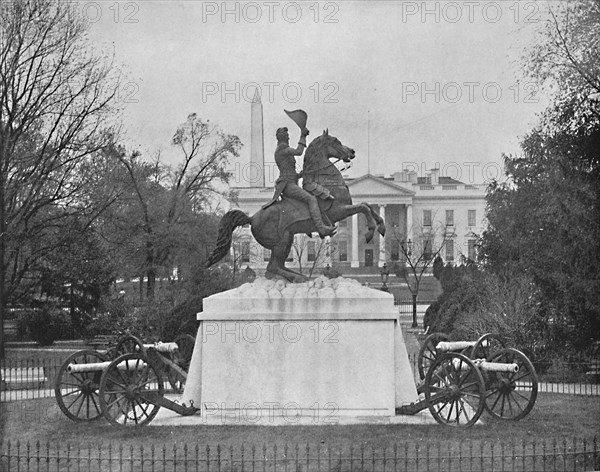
265;123;336;238
205;111;386;282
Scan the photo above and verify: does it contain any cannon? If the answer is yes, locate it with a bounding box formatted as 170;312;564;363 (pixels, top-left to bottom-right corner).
54;334;197;426
397;332;538;426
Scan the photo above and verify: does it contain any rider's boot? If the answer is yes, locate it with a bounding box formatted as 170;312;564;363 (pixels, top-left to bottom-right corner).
308;198;336;238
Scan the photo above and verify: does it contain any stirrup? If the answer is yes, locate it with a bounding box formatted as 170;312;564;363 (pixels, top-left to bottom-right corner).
317;225;336;238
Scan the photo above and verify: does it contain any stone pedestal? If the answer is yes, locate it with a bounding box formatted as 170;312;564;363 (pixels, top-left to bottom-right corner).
181;277;417;424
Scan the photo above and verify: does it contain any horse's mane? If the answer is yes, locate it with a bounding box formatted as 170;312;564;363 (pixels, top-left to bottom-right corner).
303;134;335;175
304;134;327;159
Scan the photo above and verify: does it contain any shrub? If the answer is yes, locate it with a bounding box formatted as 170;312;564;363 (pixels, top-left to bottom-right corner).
23;306;72;346
426;268;549;360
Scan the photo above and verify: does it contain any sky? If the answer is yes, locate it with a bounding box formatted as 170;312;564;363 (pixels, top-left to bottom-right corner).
85;0;554;186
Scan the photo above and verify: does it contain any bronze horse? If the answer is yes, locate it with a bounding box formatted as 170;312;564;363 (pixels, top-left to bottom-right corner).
205;130;386;281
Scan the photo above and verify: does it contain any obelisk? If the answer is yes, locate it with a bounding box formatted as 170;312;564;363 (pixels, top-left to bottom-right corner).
249;89;265;187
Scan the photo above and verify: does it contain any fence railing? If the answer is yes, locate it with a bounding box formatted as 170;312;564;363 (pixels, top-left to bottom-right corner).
1;437;598;472
2;353;599;402
394;299;432;324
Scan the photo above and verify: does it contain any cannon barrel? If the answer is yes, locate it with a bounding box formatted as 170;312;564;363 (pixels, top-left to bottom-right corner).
452;358;519;373
436;341;476;352
143;342;179;353
67;359;148;373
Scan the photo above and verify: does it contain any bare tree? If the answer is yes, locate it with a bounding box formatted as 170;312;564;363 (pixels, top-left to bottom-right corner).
291;235;335;278
0;0;123;356
388;218;451;328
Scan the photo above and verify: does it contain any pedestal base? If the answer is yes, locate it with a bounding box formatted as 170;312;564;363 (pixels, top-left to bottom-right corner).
181;277;418;420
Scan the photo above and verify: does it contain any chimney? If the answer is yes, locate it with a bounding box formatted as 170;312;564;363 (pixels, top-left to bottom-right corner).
393;171;406;182
429;168;439;185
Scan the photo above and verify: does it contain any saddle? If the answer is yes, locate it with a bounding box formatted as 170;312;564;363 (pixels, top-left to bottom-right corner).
264;194;334;236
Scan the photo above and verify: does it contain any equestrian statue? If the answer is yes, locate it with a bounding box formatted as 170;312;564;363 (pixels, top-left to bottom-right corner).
205;110;386;282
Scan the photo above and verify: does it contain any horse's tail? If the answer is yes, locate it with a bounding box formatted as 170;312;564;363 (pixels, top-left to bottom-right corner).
205;210;252;268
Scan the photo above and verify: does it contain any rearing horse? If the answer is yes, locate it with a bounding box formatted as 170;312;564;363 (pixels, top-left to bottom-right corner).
205;130;386;282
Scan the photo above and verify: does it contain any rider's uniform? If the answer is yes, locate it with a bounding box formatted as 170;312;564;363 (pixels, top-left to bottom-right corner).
271;137;334;238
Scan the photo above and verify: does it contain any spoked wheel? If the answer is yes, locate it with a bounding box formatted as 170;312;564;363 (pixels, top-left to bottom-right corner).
417;332;449;380
469;333;506;361
114;335;146;358
424;352;486;427
484;348;538;421
55;350;108;421
99;353;164;426
174;334;195;371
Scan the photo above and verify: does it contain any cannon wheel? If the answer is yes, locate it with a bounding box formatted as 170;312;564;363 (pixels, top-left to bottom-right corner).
98;353;164;426
55;350;108;422
424;352;486;427
114;335;146;358
469;333;506;360
174;334;195;371
484;348;538;421
417;332;449;380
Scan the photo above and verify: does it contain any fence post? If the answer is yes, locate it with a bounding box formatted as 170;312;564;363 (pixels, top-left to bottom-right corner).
594;436;598;470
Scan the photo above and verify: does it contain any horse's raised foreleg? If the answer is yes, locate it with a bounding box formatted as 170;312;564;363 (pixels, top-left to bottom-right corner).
329;203;377;243
366;203;387;236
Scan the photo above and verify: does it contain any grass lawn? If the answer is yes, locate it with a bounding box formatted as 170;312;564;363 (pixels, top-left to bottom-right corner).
1;393;598;450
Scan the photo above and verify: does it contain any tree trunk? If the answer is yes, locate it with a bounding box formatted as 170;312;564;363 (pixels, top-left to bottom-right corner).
0;173;5;360
412;293;418;329
145;238;155;300
146;268;156;300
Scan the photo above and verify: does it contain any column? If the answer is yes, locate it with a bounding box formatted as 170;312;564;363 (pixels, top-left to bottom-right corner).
351;213;359;267
378;204;386;267
406;204;413;244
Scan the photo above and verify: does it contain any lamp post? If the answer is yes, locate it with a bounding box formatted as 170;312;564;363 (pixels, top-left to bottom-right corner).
380;262;390;292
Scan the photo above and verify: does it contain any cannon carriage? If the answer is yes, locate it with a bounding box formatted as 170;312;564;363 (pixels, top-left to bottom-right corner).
54;334;197;426
397;332;539;426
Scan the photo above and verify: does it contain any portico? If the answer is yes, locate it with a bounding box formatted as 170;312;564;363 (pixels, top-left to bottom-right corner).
344;175;414;268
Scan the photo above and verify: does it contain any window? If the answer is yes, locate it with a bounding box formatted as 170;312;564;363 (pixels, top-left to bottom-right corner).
423;209;432;227
307;241;316;262
391;244;400;261
263;248;271;261
445;240;454;261
445;210;454;226
422;238;433;261
338;218;347;227
468;210;476;227
338;240;348;262
389;208;400;228
241;241;250;263
468;239;477;261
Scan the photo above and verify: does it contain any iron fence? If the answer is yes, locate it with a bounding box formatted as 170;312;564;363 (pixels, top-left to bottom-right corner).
1;437;598;472
394;299;432;325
